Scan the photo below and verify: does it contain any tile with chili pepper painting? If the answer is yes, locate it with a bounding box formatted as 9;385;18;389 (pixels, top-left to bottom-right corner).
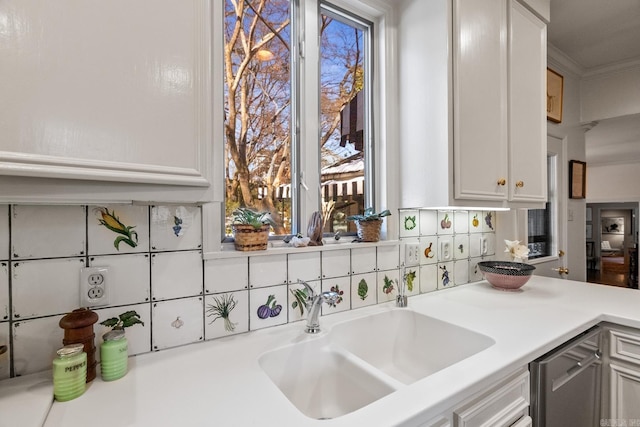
350;272;376;309
205;290;248;340
321;276;350;315
377;269;400;303
399;209;419;238
250;285;287;330
437;211;454;235
150;205;202;252
88;205;149;255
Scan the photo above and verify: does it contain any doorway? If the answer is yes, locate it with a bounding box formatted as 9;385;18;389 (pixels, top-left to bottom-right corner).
586;202;639;288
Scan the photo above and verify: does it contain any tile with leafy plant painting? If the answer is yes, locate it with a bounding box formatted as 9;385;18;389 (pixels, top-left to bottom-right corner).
90;254;150;305
288;252;321;283
0;205;8;261
150;205;202;251
94;303;151;359
12;257;85;319
204;257;248;294
250;285;287;330
151;250;203;301
350;272;376;309
12;315;64;376
205;290;248;340
454;259;470;286
88;205;149;255
377;269;400;303
11;205;85;259
453;234;470;260
399;209;419;238
419;209;437;236
152;297;203;351
287;279;320;323
321;276;350;315
419;264;438;294
437;262;454;289
321;249;350;279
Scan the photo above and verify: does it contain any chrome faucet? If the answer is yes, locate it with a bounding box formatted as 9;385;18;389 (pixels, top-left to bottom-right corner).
397;264;408;308
298;280;339;334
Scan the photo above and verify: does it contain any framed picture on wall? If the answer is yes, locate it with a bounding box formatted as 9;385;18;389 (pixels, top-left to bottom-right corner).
547;68;564;123
569;160;586;199
602;217;624;234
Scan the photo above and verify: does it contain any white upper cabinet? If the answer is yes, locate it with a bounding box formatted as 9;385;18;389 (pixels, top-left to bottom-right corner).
0;0;217;203
398;0;546;209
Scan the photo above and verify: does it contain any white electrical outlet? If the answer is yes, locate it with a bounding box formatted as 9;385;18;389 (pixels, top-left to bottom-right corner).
80;266;109;307
403;243;420;266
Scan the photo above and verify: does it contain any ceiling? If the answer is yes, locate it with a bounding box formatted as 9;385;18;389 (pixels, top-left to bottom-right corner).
547;0;640;165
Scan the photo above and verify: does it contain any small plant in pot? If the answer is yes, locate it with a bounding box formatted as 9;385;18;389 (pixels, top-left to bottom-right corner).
231;207;275;251
347;207;391;242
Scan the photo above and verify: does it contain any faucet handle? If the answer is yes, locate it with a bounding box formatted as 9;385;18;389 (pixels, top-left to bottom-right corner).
321;291;340;307
297;279;315;298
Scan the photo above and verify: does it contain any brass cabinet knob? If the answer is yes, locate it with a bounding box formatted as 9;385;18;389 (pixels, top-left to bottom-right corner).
515;181;524;188
497;178;506;186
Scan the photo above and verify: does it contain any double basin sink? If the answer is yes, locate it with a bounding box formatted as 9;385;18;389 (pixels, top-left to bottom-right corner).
259;309;495;420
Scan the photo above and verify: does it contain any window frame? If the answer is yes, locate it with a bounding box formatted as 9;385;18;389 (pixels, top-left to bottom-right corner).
205;0;396;255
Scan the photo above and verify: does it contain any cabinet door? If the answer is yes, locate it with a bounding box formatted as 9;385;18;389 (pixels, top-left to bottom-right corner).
453;0;508;201
508;0;547;203
608;363;640;420
0;0;212;189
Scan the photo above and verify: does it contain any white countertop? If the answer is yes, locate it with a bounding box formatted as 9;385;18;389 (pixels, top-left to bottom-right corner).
7;277;640;427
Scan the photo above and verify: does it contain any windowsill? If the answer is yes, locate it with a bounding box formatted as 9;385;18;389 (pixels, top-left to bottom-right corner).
203;238;400;260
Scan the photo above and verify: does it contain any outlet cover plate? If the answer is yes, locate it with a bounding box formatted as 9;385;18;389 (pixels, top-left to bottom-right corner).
80;266;109;307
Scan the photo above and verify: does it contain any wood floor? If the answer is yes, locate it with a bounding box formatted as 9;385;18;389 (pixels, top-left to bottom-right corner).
587;268;629;288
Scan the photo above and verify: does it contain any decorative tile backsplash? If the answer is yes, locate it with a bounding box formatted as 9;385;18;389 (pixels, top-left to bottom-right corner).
0;205;496;380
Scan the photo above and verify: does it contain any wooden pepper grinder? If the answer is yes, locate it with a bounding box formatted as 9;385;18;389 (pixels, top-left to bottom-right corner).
59;308;99;382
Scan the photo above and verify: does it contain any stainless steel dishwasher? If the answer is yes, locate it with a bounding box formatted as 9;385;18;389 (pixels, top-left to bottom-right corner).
530;325;603;427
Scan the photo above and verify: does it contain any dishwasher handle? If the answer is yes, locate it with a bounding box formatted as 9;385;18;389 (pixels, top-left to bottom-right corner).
551;350;601;392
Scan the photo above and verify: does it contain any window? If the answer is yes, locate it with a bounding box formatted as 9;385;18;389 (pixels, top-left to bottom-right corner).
222;0;373;239
528;154;557;259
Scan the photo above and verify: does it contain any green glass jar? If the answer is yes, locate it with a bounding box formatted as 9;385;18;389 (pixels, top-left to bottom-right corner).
53;343;87;402
100;329;128;381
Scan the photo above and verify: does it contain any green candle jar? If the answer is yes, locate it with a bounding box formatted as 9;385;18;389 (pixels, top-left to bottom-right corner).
100;329;128;381
53;343;87;402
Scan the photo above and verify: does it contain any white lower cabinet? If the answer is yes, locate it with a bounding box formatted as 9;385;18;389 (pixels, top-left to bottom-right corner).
419;367;529;427
603;325;640;421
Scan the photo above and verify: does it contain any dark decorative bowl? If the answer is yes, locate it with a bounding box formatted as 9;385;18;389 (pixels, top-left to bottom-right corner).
477;261;536;291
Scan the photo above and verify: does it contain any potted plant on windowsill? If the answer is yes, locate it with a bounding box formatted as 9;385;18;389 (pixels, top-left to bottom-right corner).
232;208;275;251
347;208;391;242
